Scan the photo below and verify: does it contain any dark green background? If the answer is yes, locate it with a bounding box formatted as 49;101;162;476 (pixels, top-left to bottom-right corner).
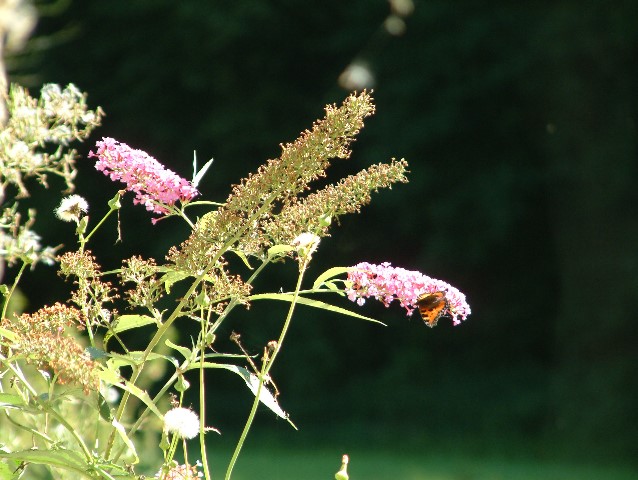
8;0;638;470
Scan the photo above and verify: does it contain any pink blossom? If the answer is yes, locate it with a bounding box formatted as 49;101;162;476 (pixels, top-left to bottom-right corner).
346;262;471;325
89;137;198;215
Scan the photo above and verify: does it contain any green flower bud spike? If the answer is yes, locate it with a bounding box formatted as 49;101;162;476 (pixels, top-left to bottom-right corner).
335;454;349;480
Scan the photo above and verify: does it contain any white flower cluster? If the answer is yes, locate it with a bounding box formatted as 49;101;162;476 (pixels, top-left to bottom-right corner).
163;407;199;440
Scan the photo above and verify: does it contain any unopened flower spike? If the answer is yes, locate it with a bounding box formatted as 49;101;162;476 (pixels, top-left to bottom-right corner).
346;262;471;326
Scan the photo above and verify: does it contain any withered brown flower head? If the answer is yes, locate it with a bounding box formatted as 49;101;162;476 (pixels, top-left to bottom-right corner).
1;304;99;394
168;92;377;272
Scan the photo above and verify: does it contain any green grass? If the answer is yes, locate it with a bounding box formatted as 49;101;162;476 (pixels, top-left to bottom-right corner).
207;447;637;480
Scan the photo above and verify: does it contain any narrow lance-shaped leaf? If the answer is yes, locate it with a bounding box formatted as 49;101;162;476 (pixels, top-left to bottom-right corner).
250;293;385;325
186;362;294;427
312;266;350;290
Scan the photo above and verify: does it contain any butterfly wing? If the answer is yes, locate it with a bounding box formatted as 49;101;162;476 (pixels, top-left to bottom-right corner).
416;291;447;327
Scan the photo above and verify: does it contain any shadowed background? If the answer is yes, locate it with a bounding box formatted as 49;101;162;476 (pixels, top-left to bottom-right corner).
6;1;637;477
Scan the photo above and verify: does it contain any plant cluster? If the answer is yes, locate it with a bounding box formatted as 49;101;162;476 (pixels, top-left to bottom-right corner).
0;84;469;480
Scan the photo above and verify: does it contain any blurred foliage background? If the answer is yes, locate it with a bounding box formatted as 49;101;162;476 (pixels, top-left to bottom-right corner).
5;0;637;474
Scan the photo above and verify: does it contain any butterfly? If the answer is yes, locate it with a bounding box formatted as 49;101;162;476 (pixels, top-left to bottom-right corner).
416;291;448;327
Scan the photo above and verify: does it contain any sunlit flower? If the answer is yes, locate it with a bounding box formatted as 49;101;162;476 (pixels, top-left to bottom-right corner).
292;232;320;258
163;407;199;439
156;461;203;479
89;137;198;215
55;194;88;222
346;262;471;325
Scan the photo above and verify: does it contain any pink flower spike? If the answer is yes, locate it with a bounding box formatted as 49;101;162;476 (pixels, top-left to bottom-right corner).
346;262;471;325
89;137;198;216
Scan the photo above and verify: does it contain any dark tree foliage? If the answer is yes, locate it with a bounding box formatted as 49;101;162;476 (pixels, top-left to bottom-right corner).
13;0;637;462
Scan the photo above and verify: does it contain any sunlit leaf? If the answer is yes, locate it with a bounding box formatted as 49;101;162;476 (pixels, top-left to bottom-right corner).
112;418;139;464
0;393;23;408
105;315;157;347
267;244;294;259
165;339;192;360
186;362;294;426
0;449;89;478
312;266;349;290
250;293;385;325
0;327;18;343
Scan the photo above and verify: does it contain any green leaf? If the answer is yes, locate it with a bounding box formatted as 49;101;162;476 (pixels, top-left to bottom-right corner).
160;270;190;294
165;339;192;360
312;266;349;290
267;244;294;259
0;461;14;480
0;393;23;408
0;327;18;342
250;293;385;325
105;314;157;347
228;248;253;269
186;362;294;426
111;418;139;464
0;449;90;478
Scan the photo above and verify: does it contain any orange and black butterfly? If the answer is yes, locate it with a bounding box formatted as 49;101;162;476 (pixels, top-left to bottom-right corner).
416;291;448;327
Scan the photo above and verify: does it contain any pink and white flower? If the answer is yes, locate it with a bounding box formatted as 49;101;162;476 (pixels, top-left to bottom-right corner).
89;137;198;215
346;262;471;325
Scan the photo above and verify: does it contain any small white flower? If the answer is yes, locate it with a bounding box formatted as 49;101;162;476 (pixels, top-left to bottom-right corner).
292;232;320;257
55;194;88;222
164;407;199;439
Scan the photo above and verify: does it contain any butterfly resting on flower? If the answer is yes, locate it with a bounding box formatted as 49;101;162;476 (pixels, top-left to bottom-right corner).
416;291;448;327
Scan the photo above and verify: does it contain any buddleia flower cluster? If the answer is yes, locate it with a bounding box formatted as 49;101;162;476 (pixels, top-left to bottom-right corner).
346;261;471;325
90;137;198;215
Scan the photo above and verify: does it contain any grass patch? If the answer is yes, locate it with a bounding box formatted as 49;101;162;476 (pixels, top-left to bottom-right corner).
207;446;637;480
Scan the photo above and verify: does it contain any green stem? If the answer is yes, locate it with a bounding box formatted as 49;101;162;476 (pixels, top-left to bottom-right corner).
199;331;212;480
81;203;118;248
224;256;310;480
1;262;27;320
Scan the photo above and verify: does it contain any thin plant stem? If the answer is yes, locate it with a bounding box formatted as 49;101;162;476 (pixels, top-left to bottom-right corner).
224;256;310;480
81;202;119;248
1;261;27;320
224;358;268;480
199;331;212;480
